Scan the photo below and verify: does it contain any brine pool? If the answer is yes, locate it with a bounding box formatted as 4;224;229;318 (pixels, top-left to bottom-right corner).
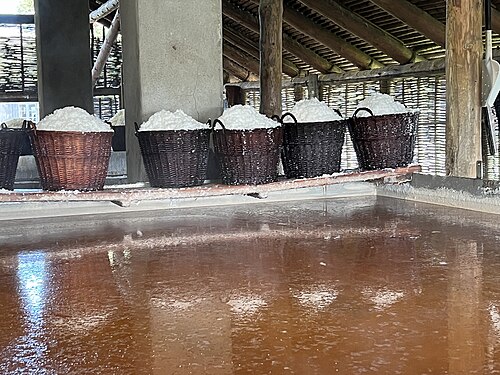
1;196;500;374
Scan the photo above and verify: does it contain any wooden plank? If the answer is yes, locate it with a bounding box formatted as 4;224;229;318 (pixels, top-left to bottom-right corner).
0;166;422;206
300;0;424;64
445;0;482;177
259;0;283;117
224;27;299;77
369;0;446;48
222;0;342;74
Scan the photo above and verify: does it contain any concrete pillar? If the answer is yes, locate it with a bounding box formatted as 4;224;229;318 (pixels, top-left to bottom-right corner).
34;0;94;118
121;0;224;183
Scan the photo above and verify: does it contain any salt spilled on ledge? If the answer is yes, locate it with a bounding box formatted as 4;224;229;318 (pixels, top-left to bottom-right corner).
217;105;280;130
37;106;113;133
139;109;208;131
355;93;414;117
284;98;343;122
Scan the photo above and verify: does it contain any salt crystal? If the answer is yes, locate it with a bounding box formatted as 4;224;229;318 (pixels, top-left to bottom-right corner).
139;109;207;131
37;106;113;132
110;109;125;126
355;93;411;117
217;105;280;130
285;98;343;122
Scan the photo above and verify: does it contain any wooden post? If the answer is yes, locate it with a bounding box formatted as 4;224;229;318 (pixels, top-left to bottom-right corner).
294;85;304;102
259;0;283;117
445;0;482;177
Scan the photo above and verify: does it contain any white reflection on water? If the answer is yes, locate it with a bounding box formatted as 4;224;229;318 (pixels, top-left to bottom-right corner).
291;284;339;312
10;251;49;371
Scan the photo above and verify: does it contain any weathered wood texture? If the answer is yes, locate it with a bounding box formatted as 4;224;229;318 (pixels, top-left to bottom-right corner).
297;0;424;64
259;0;283;117
223;58;258;82
225;85;244;106
445;0;482;177
369;0;446;48
224;27;299;77
282;4;384;69
222;0;341;74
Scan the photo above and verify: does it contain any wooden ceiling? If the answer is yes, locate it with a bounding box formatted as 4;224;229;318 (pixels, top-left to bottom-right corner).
89;0;500;82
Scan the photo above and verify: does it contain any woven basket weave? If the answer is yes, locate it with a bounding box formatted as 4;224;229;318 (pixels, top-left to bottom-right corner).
280;112;346;178
0;123;27;190
211;119;283;185
29;126;113;191
135;124;211;188
348;107;418;170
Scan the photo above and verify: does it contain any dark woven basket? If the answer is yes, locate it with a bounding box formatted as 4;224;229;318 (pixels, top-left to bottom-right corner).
0;123;28;190
29;125;113;191
211;119;283;185
348;107;418;170
280;112;346;178
135;124;211;188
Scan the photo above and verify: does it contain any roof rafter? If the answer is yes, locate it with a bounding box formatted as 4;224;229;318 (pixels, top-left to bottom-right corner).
368;0;446;48
222;0;342;73
299;0;425;64
224;27;300;77
247;0;384;69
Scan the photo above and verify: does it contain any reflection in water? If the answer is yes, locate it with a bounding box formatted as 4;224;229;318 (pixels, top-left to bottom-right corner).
8;252;49;373
1;198;500;373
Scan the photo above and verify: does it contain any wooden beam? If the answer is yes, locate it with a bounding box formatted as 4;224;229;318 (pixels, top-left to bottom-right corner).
445;0;482;177
223;58;258;81
223;43;261;76
222;0;341;73
224;27;300;77
299;0;424;64
369;0;446;48
281;4;384;69
259;0;282;117
492;8;500;35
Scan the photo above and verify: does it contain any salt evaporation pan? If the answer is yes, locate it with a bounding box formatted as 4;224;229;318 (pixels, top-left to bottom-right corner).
355;93;409;117
217;105;280;130
285;98;343;122
37;106;113;132
109;109;125;126
139;109;207;131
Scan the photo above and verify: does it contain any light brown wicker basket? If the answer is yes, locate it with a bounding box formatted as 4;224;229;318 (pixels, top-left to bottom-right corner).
29;125;113;191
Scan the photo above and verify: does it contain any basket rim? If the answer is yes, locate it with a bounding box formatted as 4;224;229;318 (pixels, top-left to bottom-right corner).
283;119;349;126
351;111;420;121
137;128;211;134
212;126;282;133
30;129;114;135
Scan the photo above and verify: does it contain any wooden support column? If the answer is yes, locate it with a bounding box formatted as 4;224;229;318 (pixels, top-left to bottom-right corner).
259;0;283;117
445;0;482;177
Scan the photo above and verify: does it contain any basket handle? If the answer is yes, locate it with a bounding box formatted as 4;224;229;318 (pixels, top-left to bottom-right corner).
134;122;140;137
210;119;226;131
353;107;374;118
1;123;6;130
280;112;297;124
333;109;343;118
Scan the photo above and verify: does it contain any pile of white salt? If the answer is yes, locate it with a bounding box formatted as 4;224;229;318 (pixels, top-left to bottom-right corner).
37;107;113;132
285;98;343;122
217;105;280;130
354;93;410;117
139;109;207;131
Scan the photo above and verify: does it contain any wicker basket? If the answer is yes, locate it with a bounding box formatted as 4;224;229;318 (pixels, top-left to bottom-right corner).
29;125;113;191
211;119;283;185
0;123;28;190
135;124;211;188
348;107;418;170
280;112;346;178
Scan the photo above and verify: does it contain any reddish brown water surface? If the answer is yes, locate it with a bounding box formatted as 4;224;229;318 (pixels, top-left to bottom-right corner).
1;196;500;374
